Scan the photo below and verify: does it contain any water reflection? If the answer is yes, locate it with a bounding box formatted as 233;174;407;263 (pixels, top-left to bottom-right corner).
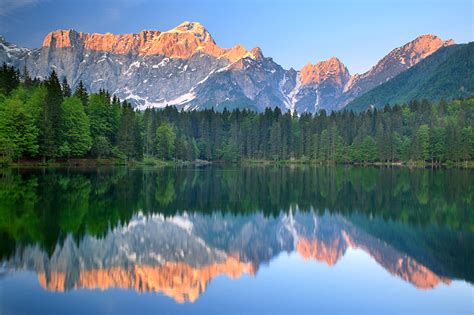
0;166;472;305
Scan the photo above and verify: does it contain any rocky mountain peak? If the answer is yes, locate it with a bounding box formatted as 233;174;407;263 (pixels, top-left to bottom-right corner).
339;34;454;108
300;56;350;86
41;22;259;62
172;21;210;38
249;47;264;60
352;34;454;80
42;29;83;48
397;34;454;66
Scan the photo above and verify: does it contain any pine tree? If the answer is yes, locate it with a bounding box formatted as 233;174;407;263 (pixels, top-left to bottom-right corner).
39;70;63;160
62;77;71;97
143;108;157;156
269;121;281;160
174;135;188;160
390;132;402;161
0;63;20;96
22;64;33;88
73;80;88;107
319;130;329;161
187;138;199;161
117;102;141;160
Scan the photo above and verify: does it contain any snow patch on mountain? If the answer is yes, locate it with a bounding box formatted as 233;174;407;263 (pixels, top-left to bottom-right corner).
286;75;302;113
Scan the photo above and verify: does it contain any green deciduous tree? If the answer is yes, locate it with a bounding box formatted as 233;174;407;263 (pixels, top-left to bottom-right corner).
460;127;473;161
0;97;39;160
91;136;111;159
59;97;92;157
156;122;176;160
431;127;446;163
361;136;377;163
417;124;430;161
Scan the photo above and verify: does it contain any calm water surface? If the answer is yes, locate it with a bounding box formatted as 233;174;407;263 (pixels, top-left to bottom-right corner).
0;166;472;314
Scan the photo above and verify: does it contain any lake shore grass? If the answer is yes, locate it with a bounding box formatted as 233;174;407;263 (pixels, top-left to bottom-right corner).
2;157;473;168
2;157;212;168
241;159;474;168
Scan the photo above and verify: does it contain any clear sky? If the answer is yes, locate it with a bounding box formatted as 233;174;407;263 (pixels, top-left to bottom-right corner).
0;0;472;74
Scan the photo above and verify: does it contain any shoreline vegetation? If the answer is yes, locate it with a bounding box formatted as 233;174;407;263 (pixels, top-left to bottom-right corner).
2;157;473;169
0;65;473;168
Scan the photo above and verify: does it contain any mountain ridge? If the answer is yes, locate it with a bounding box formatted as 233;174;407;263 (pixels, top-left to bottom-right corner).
0;23;456;112
42;22;263;63
346;43;474;111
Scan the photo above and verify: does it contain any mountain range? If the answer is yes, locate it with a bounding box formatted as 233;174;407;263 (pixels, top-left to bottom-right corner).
0;21;465;112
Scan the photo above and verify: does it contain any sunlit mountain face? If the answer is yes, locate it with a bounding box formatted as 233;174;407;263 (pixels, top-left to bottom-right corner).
0;166;472;306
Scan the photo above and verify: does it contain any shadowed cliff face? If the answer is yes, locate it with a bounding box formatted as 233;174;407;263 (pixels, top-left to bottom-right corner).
2;210;455;302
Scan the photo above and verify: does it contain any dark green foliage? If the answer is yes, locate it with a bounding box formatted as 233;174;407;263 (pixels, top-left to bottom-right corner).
117;101;142;160
73;80;88;107
136;97;472;163
38;70;63;159
59;97;92;157
347;43;474;112
88;90;126;158
156;122;176;160
0;91;39;160
0;63;20;96
61;77;71;97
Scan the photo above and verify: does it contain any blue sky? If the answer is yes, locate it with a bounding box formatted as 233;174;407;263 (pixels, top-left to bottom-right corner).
0;0;472;73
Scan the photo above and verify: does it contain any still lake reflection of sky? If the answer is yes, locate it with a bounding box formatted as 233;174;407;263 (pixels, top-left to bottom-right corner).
1;248;472;315
0;167;472;314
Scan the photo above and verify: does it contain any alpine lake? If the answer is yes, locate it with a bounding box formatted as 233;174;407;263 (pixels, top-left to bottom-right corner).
0;165;472;315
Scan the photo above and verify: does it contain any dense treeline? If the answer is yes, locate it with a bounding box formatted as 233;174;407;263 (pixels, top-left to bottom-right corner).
0;64;473;164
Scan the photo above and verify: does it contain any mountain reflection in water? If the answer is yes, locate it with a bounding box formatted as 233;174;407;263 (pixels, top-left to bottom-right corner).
0;166;472;305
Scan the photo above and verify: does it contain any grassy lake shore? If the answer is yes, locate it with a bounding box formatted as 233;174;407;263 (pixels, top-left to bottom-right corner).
2;157;473;169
